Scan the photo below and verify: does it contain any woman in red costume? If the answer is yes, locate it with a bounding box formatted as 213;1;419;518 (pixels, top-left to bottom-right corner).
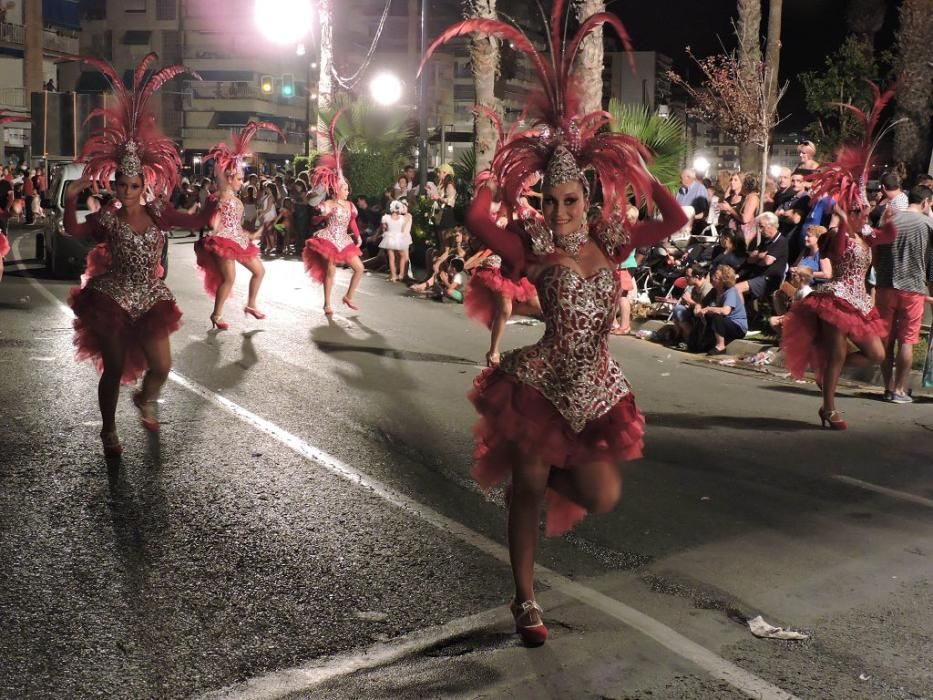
464;108;540;366
781;83;899;430
423;6;688;647
302;110;364;315
64;53;215;457
196;121;285;329
0;112;29;281
0;219;9;282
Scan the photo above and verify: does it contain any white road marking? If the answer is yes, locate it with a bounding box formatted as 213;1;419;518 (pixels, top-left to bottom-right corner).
170;368;799;700
832;475;933;509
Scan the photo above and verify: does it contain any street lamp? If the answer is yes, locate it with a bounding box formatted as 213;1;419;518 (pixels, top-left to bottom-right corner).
369;72;402;106
254;0;314;45
693;156;710;177
769;164;783;178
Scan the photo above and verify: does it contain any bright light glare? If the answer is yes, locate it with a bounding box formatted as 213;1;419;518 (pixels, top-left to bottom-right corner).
369;72;402;106
769;164;783;178
254;0;314;45
296;43;306;56
692;156;710;175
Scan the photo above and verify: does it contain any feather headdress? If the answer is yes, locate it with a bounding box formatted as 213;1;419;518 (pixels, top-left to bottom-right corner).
811;80;900;220
420;1;652;217
205;121;286;175
77;52;200;194
310;109;348;195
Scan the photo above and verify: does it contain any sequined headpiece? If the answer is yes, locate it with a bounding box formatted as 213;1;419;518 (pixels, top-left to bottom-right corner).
205;121;286;176
77;52;201;194
811;80;901;222
421;0;654;217
311;109;349;196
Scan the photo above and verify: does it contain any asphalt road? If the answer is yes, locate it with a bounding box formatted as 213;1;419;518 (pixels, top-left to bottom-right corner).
1;225;931;700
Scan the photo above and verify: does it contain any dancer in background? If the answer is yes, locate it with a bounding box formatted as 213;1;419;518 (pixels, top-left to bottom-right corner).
64;53;214;456
422;5;687;647
0;112;29;280
0;218;8;281
197;121;285;330
781;83;899;430
302;110;364;315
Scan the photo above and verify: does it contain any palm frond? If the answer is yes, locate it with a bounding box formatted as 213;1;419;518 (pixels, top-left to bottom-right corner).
606;100;687;191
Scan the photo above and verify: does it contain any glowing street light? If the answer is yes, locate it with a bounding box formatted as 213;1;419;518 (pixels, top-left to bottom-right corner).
693;156;710;176
254;0;314;45
369;72;402;106
769;164;783;178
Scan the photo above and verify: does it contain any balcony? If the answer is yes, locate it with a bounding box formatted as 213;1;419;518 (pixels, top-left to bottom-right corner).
0;87;26;109
0;22;79;54
187;81;306;121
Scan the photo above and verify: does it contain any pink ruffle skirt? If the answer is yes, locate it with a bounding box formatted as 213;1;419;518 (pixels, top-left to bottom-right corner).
302;238;362;285
194;236;260;297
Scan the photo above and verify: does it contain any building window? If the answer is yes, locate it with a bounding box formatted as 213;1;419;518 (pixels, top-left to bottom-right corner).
156;0;175;20
124;0;146;12
122;30;152;45
82;0;106;20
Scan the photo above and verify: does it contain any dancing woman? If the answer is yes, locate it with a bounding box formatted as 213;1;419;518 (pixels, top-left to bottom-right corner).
423;6;687;647
64;53;214;456
781;83;898;430
196;121;285;329
0;219;8;282
302;110;364;314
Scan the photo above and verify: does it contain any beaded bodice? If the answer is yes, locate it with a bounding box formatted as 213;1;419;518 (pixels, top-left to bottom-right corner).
480;253;503;269
498;265;630;432
315;202;355;249
212;196;250;248
88;209;173;319
817;235;872;315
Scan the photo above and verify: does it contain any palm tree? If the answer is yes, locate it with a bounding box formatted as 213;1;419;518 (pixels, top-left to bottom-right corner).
764;0;783;117
893;0;933;174
606;101;687;192
470;0;501;173
316;0;334;151
736;0;762;172
572;0;605;114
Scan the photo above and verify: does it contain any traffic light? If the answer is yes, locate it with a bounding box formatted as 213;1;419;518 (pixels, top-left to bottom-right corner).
260;75;274;95
281;73;295;98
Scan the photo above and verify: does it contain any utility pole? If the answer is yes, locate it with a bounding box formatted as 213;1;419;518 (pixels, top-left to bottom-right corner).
417;0;428;190
24;0;43;165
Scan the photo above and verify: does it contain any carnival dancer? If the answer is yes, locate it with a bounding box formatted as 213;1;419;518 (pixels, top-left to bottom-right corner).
423;6;688;647
63;53;215;456
302;110;364;315
0;218;9;282
379;199;413;282
463;108;540;367
0;112;29;281
197;121;285;329
781;83;899;430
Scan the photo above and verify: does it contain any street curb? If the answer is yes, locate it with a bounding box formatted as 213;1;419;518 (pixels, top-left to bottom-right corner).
631;318;932;397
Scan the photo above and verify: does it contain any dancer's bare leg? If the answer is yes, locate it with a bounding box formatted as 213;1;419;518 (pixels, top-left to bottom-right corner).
821;325;849;413
387;250;397;281
98;334;126;433
212;258;236;319
323;261;337;312
488;295;511;363
344;256;364;303
138;334;172;404
240;255;265;309
509;447;549;603
547;460;622;515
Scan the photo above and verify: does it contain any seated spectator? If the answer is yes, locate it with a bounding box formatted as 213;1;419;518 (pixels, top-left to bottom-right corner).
769;265;814;333
696;265;747;354
410;227;466;292
710;229;748;272
735;212;788;301
770;167;795;212
670;264;716;348
432;256;466;303
776;169;811;237
780;195;813;263
793;225;832;284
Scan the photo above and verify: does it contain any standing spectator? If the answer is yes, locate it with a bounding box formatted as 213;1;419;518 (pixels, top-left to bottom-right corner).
273;197;295;255
770;167;795;211
880;172;909;212
43;79;56;91
402;164;419;196
718;173;761;245
35;166;47;204
797;140;820;171
258;182;279;254
22;168;35;224
696;265;747;354
676;168;709;234
874;185;933;403
432;165;457;245
780;192;813;264
0;172;12;213
392;174;411;200
612;205;641;335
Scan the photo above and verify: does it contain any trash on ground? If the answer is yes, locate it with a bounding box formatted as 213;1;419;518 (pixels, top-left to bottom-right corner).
353;611;388;622
718;358;737;366
507;319;540;326
748;615;809;640
660;372;671;377
740;350;775;367
859;673;871;681
634;329;655;340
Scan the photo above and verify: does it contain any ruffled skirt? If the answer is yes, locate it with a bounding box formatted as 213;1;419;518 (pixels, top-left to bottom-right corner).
464;269;537;330
468;368;645;536
781;293;887;381
68;287;182;385
379;230;413;251
0;232;9;258
194;236;260;297
302;238;362;285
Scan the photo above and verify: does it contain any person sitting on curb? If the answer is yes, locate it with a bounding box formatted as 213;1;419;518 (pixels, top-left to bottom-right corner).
431;256;466;303
769;266;815;334
696;265;748;355
669;264;715;349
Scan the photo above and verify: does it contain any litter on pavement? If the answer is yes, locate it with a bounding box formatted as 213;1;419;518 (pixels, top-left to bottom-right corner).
747;615;809;640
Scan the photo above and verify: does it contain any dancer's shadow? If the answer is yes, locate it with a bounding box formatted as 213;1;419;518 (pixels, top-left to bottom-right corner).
650;412;815;432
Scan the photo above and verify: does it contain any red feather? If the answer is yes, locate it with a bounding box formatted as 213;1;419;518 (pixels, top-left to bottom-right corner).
134;52;158;93
311;109;348;195
206;120;285;174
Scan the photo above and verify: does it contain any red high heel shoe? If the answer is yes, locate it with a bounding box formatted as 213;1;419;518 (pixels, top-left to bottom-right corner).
341;295;359;311
100;430;123;457
818;407;847;430
132;392;160;432
510;599;548;647
243;306;266;320
210;314;229;331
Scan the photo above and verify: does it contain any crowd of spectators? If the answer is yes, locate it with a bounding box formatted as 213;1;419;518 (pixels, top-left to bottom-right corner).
0;164;49;225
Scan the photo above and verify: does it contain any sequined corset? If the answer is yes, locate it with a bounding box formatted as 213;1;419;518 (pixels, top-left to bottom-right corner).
88;211;173;320
498;266;630;432
817;236;872;315
480;253;502;269
315;203;355;250
213;196;250;248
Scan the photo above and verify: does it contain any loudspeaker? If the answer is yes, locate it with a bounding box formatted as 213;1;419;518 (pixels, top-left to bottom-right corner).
31;92;104;159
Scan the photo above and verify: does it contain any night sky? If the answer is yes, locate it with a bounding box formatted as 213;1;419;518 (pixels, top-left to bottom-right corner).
613;0;901;130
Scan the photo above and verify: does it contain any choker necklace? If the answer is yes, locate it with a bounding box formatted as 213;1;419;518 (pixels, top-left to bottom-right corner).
554;224;589;258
